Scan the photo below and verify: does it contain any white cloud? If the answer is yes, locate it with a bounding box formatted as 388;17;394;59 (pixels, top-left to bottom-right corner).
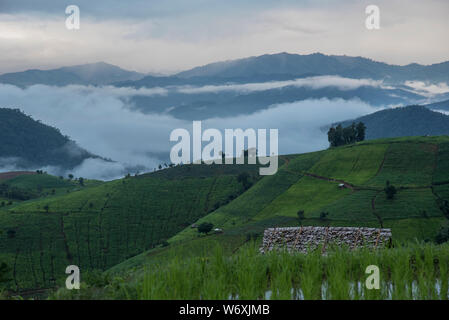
203;98;380;155
177;76;385;94
0;83;380;179
0;0;448;74
404;81;449;96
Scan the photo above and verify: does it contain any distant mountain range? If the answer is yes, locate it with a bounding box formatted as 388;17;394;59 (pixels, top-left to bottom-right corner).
336;105;449;140
0;62;144;87
2;53;449;88
113;52;449;89
114;53;449;119
0;108;102;169
1;53;449;120
175;52;449;83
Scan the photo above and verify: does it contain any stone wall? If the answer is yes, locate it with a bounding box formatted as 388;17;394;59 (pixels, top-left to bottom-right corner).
260;226;392;254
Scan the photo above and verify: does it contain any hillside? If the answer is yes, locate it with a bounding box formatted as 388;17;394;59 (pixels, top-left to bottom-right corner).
0;163;264;291
1;137;449;294
336;106;449;140
109;136;449;277
0;108;98;169
0;62;144;87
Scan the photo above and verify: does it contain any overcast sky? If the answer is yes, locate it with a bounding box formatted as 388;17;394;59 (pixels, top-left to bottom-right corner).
0;0;448;73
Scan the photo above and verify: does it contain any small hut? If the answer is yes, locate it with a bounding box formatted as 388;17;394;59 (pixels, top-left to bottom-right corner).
260;226;392;254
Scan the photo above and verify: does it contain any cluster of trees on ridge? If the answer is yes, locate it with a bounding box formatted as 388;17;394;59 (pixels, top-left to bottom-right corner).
327;122;366;147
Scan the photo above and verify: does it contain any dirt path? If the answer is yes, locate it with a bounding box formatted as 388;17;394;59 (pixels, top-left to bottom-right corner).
280;155;355;190
303;172;355;191
371;192;384;228
374;150;387;178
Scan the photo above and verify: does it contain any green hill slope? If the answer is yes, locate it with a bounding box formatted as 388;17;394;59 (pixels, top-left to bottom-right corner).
0;163;262;291
109;136;449;277
2;136;449;293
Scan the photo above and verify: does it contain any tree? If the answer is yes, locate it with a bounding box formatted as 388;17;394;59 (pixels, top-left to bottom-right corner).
297;210;305;221
43;204;50;213
343;124;356;145
436;226;449;244
160;240;170;247
384;181;397;199
79;177;84;186
68;174;74;180
6;229;16;239
327;127;336;147
319;212;329;220
439;200;449;219
327;122;366;147
421;210;428;219
198;222;214;235
356;122;366;142
237;172;252;190
334;124;344;146
0;261;11;287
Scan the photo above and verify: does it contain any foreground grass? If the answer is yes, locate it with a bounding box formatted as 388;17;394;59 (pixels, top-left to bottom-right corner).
51;242;449;300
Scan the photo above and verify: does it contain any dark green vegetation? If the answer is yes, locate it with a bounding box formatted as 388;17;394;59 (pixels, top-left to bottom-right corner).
2;136;449;297
0;108;98;168
0;163;263;291
337;105;449;140
327;122;366;147
51;243;449;300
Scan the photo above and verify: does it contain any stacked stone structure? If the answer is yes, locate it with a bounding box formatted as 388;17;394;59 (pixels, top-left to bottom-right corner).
260;226;392;253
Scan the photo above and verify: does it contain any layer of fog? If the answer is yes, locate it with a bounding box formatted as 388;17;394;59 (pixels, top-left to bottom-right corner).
0;83;380;180
177;76;387;94
403;81;449;96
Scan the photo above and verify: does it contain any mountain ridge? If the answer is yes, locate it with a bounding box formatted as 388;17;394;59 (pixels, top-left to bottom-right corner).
174;52;449;83
0;62;145;87
3;53;449;88
0;107;102;169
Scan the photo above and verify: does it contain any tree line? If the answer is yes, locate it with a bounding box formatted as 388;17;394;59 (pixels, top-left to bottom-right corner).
327;122;366;147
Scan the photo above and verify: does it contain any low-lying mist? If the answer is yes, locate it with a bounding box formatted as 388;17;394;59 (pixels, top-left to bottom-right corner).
0;83;381;180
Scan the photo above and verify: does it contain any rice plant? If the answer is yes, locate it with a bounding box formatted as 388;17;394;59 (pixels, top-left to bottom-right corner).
133;242;449;300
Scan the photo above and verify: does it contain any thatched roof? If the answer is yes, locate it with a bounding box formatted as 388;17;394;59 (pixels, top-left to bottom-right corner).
260;226;392;254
